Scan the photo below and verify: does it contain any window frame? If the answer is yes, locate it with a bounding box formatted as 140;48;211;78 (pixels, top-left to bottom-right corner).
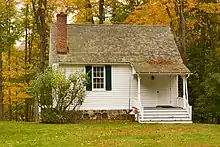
91;66;105;91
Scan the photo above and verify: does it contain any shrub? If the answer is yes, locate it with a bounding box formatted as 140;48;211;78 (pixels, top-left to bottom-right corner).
41;109;83;124
194;73;220;123
29;68;88;123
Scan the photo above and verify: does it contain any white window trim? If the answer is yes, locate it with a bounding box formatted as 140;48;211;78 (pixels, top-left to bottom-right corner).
92;66;105;91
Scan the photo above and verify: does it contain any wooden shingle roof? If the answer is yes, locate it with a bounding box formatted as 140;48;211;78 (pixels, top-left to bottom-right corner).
49;24;189;73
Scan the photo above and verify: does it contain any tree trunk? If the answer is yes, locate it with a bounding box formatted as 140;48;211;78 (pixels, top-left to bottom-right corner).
31;0;48;122
7;44;12;121
0;45;3;121
85;0;94;24
15;95;18;121
24;4;29;122
200;14;207;81
39;34;46;72
99;0;104;24
179;0;187;64
7;4;12;120
165;4;180;48
31;0;47;72
28;32;33;64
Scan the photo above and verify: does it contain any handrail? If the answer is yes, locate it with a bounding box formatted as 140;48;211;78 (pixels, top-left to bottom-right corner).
132;97;143;121
176;96;192;120
183;97;192;120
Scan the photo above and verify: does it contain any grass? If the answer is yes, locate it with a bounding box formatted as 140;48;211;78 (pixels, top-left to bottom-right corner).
0;121;220;147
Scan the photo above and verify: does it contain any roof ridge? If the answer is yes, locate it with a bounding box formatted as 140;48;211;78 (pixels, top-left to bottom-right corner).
65;24;169;28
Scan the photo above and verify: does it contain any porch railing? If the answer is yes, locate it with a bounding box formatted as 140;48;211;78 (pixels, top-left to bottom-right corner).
176;97;192;120
132;97;143;121
184;98;192;120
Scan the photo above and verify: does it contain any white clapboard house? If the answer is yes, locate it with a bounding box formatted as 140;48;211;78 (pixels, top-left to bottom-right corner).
49;13;192;123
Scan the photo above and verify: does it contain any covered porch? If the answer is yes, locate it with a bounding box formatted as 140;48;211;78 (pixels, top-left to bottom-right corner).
131;62;192;123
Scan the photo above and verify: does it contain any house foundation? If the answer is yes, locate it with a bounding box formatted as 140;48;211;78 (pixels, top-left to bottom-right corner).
81;109;134;121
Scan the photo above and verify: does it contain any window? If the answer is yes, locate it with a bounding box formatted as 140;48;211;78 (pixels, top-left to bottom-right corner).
92;66;105;89
86;65;111;91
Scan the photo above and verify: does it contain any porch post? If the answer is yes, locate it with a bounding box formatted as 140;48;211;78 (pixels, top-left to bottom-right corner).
185;77;189;102
137;74;142;120
182;75;186;109
137;75;141;104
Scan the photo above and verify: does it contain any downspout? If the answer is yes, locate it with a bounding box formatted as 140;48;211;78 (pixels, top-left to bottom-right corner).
182;75;186;109
137;73;141;106
129;63;136;111
185;74;190;102
137;73;143;120
128;73;131;111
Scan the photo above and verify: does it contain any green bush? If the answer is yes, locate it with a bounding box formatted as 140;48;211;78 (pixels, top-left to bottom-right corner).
194;73;220;123
41;108;83;124
41;109;62;124
29;68;88;124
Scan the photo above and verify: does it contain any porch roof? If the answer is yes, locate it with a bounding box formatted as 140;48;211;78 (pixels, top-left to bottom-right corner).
131;61;190;74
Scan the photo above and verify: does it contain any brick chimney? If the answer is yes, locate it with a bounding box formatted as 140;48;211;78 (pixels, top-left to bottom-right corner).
56;12;67;54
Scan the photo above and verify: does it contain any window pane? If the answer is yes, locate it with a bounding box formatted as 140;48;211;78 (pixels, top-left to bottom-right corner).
93;69;96;77
93;78;97;84
97;71;100;77
100;71;103;77
100;78;104;83
97;78;100;83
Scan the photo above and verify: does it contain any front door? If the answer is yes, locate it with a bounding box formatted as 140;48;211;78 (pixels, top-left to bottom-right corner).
156;89;171;106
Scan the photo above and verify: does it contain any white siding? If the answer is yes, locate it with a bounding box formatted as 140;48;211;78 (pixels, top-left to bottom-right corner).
58;64;179;110
59;64;136;110
171;75;178;106
139;75;178;107
140;75;156;107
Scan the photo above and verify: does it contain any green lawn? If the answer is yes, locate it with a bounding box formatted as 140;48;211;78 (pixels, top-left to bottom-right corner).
0;121;220;147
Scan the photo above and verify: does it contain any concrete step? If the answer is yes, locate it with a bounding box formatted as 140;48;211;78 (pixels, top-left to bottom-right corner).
137;108;192;123
139;117;191;121
143;109;187;113
142;112;188;115
139;118;191;123
139;115;189;118
139;120;193;124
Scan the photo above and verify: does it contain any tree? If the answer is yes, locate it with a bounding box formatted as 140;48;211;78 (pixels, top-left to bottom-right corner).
29;69;88;123
99;0;105;24
194;73;220;123
0;2;5;120
0;0;21;120
73;0;96;24
106;0;149;24
187;1;220;123
31;0;47;72
72;0;150;24
85;0;95;24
